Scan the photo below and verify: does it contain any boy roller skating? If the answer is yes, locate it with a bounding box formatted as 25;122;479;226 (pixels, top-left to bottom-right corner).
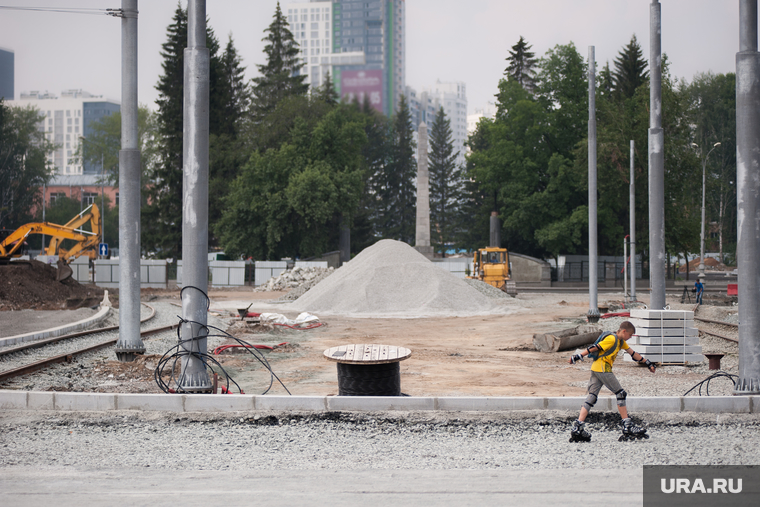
567;321;656;442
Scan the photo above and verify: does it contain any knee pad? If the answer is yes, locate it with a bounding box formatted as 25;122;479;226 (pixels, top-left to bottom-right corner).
583;393;598;411
615;389;627;406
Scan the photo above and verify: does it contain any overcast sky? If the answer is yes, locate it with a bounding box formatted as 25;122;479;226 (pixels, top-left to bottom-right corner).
0;0;741;114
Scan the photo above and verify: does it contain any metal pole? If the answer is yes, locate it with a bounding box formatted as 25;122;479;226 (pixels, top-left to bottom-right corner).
587;46;599;323
179;0;211;393
648;0;666;309
41;183;46;254
114;0;145;361
699;155;707;280
624;236;628;303
736;0;760;394
101;152;104;248
629;140;636;301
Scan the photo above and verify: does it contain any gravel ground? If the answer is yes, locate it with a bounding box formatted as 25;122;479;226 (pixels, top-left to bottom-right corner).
1;410;758;470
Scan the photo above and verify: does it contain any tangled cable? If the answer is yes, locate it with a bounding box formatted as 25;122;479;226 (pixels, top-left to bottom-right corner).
154;286;291;395
683;370;738;396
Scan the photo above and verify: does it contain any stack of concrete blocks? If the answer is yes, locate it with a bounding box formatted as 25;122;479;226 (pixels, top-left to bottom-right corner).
624;309;704;364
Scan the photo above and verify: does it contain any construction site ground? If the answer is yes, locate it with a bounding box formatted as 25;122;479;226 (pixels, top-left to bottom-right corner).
2;283;737;398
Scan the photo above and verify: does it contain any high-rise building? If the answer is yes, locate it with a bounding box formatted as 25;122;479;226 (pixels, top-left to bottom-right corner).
285;0;405;118
406;80;468;168
0;47;13;100
10;89;119;175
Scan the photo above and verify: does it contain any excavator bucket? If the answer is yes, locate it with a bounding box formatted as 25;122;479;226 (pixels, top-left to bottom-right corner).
56;258;73;282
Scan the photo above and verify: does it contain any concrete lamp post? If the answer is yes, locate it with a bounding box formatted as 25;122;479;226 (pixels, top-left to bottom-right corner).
691;141;721;281
79;136;107;249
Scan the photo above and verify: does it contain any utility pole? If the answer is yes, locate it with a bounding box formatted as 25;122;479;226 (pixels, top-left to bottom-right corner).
179;0;212;392
114;0;145;361
648;0;666;310
629;140;636;302
735;0;760;394
587;46;599;323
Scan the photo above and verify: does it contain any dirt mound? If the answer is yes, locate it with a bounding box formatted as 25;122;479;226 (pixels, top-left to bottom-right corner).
0;260;104;311
289;239;515;317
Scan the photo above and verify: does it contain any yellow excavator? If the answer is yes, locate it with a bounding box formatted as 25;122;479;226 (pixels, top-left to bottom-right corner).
468;247;515;294
0;204;101;281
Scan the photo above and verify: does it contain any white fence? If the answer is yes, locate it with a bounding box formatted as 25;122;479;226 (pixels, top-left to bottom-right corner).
432;259;473;279
254;261;287;286
209;260;247;286
95;259;168;289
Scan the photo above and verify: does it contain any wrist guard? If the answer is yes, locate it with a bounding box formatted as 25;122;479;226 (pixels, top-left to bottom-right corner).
570;353;584;364
639;357;655;369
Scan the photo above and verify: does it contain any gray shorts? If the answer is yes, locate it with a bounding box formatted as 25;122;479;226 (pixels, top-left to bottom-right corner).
583;371;626;410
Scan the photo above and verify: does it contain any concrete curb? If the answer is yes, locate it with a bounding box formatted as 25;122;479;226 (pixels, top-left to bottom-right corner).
1;390;759;414
0;305;111;348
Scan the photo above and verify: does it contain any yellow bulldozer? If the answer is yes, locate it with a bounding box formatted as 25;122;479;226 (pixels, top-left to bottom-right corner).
0;204;102;281
468;246;516;295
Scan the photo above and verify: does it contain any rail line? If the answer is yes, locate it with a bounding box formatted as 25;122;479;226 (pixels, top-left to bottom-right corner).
0;303;175;384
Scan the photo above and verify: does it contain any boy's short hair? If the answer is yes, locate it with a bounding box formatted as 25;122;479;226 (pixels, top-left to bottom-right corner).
619;321;636;334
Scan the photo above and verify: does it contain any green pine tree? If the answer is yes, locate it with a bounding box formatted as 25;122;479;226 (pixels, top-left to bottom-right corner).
143;4;223;259
505;36;537;92
378;95;416;243
316;70;340;105
428;107;463;254
612;34;649;100
250;2;308;122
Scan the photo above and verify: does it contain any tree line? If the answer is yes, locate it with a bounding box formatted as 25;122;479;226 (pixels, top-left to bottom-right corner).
0;3;737;266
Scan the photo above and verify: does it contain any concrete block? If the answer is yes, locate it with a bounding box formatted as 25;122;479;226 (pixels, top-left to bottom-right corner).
546;397;606;411
682;396;750;413
255;396;327;411
436;397;545;411
625;397;681;413
27;391;54;410
184;394;254;412
750;396;760;413
116;394;184;412
326;396;436;412
54;392;115;411
0;391;27;409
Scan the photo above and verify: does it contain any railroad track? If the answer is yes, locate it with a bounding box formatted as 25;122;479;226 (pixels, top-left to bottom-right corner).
0;303;176;383
693;315;739;344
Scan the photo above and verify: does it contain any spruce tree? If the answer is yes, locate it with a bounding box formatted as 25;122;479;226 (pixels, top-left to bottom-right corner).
505;36;537;92
209;35;251;247
379;95;416;243
143;5;223;258
317;71;340;106
250;2;307;122
612;34;649;100
428;107;462;254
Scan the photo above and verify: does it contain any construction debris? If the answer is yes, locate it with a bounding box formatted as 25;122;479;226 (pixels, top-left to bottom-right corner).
255;266;334;293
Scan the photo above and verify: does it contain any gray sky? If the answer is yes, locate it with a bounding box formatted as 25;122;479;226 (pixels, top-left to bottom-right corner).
0;0;740;114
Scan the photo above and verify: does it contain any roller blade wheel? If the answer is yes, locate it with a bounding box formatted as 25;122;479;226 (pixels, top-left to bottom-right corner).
618;432;649;442
569;434;592;443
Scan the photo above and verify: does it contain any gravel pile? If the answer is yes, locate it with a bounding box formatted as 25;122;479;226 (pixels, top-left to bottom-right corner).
255;267;334;293
289;240;517;317
1;410;758;470
463;278;513;299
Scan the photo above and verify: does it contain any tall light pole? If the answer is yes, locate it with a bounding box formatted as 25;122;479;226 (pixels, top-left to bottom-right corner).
692;141;721;280
79;135;108;249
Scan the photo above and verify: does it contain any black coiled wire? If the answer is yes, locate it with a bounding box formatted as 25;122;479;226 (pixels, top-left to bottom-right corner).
683;370;738;396
153;285;291;395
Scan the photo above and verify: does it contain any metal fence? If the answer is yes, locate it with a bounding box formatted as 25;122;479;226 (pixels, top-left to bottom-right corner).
552;262;645;282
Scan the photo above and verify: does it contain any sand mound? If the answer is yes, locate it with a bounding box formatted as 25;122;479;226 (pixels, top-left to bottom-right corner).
289;240;512;317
